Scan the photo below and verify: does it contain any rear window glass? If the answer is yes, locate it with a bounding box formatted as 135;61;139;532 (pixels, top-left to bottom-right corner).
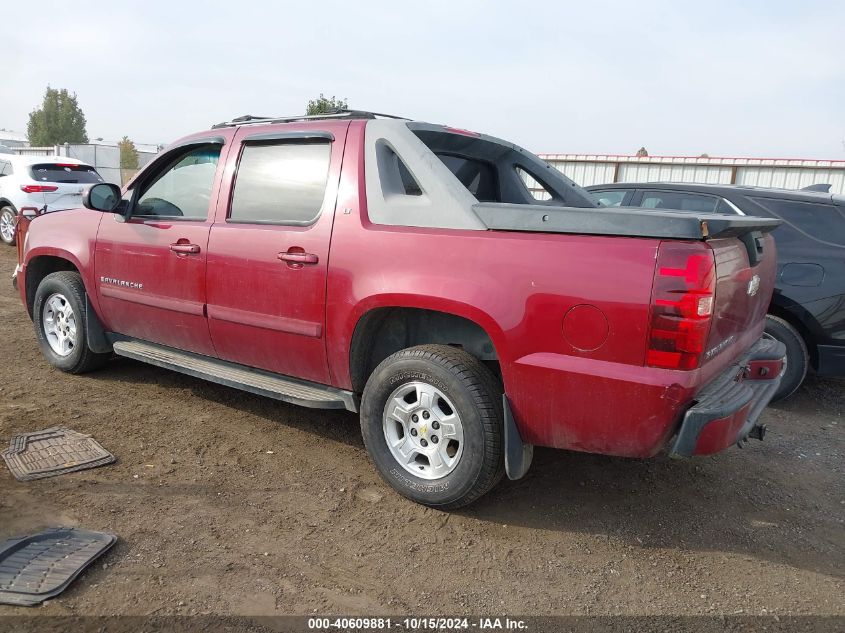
30;163;103;184
752;198;845;247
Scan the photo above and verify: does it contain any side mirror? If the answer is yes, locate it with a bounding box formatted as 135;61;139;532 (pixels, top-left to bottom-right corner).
83;183;122;212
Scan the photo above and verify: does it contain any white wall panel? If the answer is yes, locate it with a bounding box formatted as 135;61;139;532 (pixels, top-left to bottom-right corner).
539;154;845;194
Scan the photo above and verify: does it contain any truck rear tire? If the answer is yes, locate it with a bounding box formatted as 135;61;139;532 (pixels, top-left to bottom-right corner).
360;345;505;509
765;314;809;402
33;271;111;374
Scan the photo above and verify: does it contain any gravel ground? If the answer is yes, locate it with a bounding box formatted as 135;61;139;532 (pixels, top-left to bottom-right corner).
0;245;842;621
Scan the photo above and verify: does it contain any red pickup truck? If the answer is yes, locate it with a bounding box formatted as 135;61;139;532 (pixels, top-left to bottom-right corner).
13;110;786;508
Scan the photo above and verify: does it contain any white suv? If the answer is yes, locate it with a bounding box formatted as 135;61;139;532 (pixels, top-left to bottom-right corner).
0;155;104;245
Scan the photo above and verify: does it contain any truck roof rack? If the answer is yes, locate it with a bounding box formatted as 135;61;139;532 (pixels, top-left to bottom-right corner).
211;109;410;129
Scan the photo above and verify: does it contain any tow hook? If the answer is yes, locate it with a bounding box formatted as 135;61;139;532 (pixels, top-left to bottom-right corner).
749;424;767;441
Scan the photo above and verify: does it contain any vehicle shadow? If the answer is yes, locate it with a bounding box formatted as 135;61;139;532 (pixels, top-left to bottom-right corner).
92;355;364;449
463;374;844;581
93;356;843;581
463;445;843;580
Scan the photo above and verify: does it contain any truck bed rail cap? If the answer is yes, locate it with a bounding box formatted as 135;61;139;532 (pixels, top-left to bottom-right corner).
473;203;782;240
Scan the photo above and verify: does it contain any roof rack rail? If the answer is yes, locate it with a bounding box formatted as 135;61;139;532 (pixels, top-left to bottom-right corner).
211;109;410;129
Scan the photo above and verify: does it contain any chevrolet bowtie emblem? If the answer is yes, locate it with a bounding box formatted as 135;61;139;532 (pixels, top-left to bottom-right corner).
420;424;427;435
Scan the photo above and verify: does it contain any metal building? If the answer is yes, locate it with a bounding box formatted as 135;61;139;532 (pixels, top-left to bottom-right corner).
537;153;845;195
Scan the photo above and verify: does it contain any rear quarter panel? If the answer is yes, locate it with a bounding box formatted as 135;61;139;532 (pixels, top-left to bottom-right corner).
327;123;675;454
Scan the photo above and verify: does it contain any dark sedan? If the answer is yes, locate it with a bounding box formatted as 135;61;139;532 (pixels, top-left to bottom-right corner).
586;182;845;401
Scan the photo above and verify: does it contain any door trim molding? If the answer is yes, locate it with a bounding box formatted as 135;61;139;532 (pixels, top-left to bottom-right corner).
100;285;205;316
207;304;322;338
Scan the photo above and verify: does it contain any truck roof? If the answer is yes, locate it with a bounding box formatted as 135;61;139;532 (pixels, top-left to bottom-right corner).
211;109;409;129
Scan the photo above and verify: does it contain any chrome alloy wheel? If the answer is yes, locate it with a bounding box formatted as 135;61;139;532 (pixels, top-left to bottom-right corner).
0;210;14;243
42;293;77;357
382;381;464;480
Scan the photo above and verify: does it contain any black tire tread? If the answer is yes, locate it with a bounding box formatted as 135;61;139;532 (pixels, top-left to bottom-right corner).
34;271;110;374
765;314;809;402
362;344;504;509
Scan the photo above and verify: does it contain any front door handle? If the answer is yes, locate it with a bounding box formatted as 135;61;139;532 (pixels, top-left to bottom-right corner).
169;242;200;254
278;251;319;266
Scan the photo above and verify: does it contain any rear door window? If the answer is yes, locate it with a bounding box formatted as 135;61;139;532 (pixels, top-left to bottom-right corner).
640;190;717;213
752;198;845;247
29;163;103;184
638;190;718;213
229;142;331;224
590;189;631;207
715;198;740;214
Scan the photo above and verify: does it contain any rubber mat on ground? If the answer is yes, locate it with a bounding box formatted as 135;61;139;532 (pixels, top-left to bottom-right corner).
1;426;115;481
0;527;116;606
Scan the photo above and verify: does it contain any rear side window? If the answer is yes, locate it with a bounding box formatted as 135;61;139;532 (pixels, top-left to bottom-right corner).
29;163;102;184
229;142;331;224
716;198;738;214
591;189;630;207
640;191;718;213
752;198;845;247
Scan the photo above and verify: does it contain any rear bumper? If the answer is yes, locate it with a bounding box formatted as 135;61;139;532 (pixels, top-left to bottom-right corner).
816;343;845;377
669;337;786;458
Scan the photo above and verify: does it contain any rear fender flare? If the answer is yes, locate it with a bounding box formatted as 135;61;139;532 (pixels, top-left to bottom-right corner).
341;294;510;383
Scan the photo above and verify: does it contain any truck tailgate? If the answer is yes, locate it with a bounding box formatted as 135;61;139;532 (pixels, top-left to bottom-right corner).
703;234;777;369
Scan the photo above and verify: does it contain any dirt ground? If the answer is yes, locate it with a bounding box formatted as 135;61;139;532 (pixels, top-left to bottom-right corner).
0;245;842;620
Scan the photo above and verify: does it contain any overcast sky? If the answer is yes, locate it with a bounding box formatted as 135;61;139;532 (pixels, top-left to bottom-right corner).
3;0;843;158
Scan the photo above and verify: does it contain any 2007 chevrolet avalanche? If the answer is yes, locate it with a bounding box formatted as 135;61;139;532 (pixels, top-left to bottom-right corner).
14;110;786;508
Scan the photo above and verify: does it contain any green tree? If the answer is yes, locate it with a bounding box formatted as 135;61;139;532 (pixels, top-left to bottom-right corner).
27;86;89;145
306;93;348;115
118;136;139;170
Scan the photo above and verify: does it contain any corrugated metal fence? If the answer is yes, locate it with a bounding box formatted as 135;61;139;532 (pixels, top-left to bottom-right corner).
538;154;845;195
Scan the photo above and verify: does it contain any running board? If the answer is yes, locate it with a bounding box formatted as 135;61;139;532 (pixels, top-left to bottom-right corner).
111;340;358;412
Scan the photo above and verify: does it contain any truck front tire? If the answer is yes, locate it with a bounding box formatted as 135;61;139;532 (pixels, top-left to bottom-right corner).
360;345;505;509
33;271;111;374
764;314;809;402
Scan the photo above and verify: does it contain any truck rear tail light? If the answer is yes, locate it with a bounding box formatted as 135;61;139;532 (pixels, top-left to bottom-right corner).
21;185;59;193
647;242;716;370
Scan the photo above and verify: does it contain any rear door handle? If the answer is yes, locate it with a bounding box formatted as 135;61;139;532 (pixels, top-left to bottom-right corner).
169;242;200;254
278;251;319;265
